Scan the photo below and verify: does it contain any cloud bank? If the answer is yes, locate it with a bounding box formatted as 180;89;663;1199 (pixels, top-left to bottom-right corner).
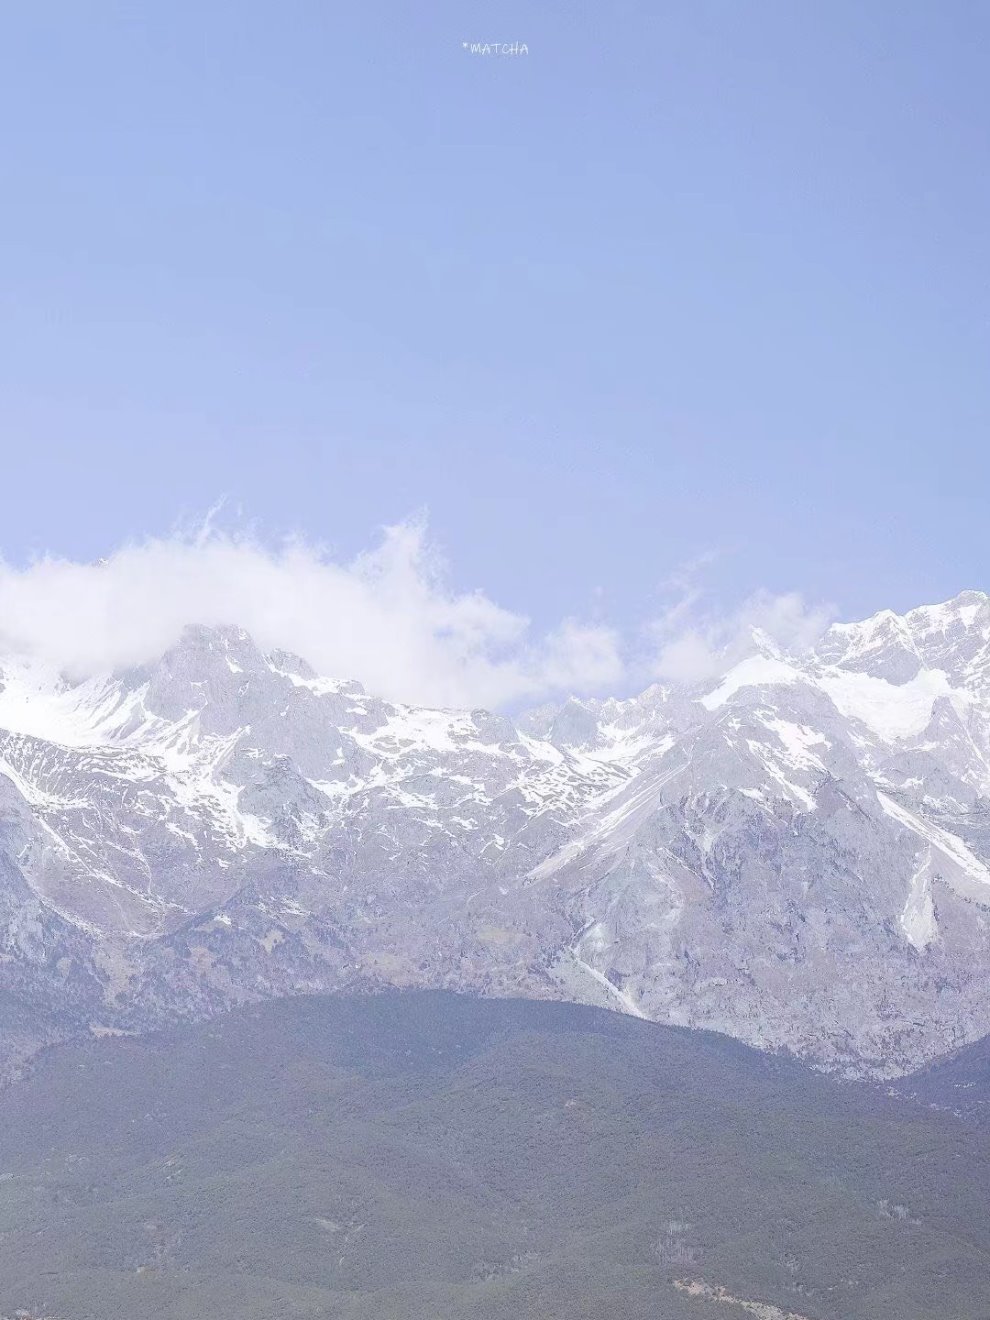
0;521;833;709
0;521;624;709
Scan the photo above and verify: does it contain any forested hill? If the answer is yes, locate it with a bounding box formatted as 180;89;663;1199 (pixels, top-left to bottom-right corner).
895;1029;990;1122
1;992;989;1320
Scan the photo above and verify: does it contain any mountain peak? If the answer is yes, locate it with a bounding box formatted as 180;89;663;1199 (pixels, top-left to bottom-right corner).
170;622;269;666
904;589;989;633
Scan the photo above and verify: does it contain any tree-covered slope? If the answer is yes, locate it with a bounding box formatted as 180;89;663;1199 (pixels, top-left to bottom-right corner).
1;992;989;1320
895;1029;990;1122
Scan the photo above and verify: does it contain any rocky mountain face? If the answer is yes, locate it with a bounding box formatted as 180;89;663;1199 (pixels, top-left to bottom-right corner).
2;591;990;1078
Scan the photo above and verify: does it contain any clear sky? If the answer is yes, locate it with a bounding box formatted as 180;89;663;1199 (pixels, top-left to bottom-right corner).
1;1;988;692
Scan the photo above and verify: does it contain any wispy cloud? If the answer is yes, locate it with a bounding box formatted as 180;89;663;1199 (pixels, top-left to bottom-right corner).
646;560;836;685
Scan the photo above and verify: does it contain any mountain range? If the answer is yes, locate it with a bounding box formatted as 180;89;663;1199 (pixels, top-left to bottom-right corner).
2;590;990;1078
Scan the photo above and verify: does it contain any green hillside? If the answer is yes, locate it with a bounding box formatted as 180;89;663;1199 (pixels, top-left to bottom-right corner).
895;1031;990;1122
1;993;989;1320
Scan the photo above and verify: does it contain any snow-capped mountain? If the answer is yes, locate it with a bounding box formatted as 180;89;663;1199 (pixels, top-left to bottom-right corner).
2;591;990;1077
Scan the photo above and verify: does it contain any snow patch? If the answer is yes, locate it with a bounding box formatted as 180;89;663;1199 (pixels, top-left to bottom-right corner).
818;667;954;741
900;848;937;951
700;656;800;710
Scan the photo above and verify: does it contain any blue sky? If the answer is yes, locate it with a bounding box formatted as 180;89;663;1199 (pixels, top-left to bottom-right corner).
1;1;988;700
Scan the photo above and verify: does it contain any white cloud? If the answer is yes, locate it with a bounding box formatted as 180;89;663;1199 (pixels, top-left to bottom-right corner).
648;587;836;685
0;520;623;710
0;521;837;708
